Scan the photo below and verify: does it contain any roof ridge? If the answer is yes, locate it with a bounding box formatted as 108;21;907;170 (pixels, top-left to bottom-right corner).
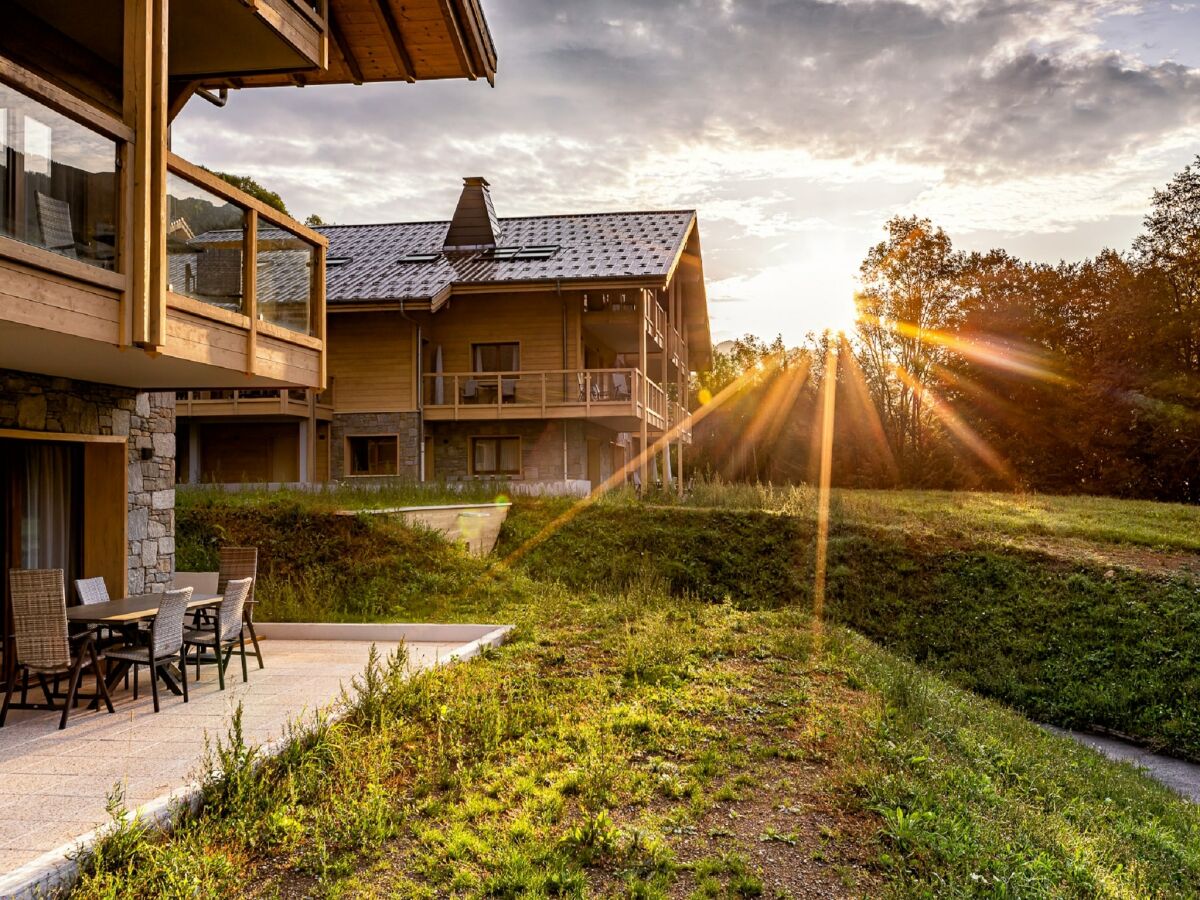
317;210;697;231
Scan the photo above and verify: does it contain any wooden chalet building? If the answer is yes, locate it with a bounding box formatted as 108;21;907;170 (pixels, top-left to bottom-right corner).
176;177;712;492
0;2;497;610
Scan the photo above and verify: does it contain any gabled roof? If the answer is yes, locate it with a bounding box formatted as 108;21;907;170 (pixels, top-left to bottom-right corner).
316;210;698;305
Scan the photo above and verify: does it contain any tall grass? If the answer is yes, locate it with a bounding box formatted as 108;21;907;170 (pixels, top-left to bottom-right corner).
178;478;513;513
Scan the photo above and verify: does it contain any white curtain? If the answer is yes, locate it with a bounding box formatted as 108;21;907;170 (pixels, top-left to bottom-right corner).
20;444;77;585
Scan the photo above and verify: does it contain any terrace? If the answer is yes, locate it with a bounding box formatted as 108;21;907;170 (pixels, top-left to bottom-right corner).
0;621;507;896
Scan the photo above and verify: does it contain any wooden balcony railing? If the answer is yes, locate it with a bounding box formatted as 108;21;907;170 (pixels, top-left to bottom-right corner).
422;368;668;428
175;387;334;418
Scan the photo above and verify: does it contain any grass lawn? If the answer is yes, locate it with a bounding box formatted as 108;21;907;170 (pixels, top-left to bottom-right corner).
104;485;1200;898
74;578;1200;898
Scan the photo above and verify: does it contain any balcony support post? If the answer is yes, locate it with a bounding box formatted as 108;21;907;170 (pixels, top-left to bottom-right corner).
638;293;649;491
243;208;259;375
124;0;168;349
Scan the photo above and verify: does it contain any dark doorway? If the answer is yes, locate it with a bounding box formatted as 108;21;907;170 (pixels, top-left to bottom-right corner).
0;439;84;670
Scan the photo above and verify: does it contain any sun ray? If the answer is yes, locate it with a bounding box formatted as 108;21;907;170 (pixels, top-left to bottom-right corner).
892;365;1018;485
812;339;838;645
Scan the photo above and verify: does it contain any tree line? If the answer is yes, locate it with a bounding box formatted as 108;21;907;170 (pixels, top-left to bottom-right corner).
690;156;1200;502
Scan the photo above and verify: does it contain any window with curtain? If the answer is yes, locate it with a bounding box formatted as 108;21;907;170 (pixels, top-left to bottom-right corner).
471;437;520;476
472;342;519;372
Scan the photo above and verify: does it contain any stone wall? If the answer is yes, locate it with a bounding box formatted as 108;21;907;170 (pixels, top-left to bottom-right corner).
428;420;598;482
0;369;176;594
331;411;421;479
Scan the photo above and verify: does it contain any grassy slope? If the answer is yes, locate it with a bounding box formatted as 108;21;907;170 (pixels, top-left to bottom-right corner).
500;495;1200;760
74;581;1200;898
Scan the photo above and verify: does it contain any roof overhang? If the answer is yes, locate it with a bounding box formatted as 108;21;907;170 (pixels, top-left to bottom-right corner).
192;0;497;90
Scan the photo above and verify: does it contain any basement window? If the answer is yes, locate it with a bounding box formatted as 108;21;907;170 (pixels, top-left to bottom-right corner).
398;252;440;264
471;436;521;476
347;435;398;476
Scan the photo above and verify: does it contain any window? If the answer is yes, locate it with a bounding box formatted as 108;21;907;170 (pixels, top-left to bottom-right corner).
471;437;520;476
398;252;439;264
0;81;119;270
472;342;519;372
347;435;398;476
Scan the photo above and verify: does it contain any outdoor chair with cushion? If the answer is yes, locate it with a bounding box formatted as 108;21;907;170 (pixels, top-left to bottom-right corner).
2;569;114;730
105;587;193;713
184;577;252;690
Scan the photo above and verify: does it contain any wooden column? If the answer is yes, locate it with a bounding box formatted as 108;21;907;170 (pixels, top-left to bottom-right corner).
124;0;168;349
243;208;258;374
638;290;649;491
314;245;327;389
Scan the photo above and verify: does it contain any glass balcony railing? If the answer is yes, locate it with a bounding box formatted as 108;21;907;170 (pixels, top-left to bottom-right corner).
165;155;320;338
0;80;118;271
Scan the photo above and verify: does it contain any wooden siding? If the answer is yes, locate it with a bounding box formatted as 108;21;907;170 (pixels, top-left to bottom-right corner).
197;421;299;483
0;257;121;344
422;291;578;374
328;311;416;411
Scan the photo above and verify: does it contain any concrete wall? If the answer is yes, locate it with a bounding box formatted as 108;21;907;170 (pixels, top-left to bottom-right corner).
0;369;176;594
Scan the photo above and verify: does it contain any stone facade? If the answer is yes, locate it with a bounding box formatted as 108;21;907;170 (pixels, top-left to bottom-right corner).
331;411;421;479
0;369;176;594
428;420;612;483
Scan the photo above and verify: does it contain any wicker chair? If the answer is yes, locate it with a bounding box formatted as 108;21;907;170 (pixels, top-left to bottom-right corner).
184;577;252;690
73;576;125;647
105;588;193;713
2;570;114;730
217;547;263;669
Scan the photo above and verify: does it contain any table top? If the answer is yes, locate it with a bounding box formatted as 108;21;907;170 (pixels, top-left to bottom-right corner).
66;592;221;624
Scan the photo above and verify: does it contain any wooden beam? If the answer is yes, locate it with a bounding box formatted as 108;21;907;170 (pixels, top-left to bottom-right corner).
244;208;259;375
374;0;417;84
166;80;199;122
329;10;366;85
313;245;327;390
125;0;169;350
435;0;477;80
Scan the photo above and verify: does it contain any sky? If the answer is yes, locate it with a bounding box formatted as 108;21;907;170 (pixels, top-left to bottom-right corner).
174;0;1200;345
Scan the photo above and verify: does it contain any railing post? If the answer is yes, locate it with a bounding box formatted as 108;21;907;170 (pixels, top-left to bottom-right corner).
243;208;258;375
541;372;546;415
585;370;591;415
453;375;459;421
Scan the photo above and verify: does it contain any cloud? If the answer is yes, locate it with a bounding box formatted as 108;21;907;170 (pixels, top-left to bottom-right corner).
172;0;1200;342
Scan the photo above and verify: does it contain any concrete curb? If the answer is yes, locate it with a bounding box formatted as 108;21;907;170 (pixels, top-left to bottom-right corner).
0;624;512;899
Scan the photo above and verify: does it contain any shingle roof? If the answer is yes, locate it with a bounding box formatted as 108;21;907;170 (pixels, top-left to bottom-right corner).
318;211;696;305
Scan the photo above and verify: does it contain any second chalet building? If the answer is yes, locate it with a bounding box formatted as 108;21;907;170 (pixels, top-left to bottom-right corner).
176;177;712;491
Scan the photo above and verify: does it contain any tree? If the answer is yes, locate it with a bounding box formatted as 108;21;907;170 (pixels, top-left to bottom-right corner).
855;216;963;475
1134;155;1200;373
304;213;329;227
213;171;289;215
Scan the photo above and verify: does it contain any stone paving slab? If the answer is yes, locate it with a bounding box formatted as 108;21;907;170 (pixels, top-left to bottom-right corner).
0;638;469;879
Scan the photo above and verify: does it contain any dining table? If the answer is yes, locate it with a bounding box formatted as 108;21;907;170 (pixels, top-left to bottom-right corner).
67;592;221;696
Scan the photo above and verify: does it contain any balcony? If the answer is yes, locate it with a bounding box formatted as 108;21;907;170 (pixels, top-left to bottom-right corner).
422;369;668;430
175;386;334;421
0;66;326;390
582;289;667;354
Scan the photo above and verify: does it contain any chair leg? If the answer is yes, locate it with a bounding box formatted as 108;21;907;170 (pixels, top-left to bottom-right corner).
35;673;54;707
246;620;264;669
88;644;114;714
0;668;19;726
133;666;139;700
150;661;160;713
238;634;248;683
179;648;189;703
59;656;85;730
19;670;28;707
216;644;226;691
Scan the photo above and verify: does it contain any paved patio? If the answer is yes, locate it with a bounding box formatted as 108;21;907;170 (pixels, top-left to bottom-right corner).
0;630;495;884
